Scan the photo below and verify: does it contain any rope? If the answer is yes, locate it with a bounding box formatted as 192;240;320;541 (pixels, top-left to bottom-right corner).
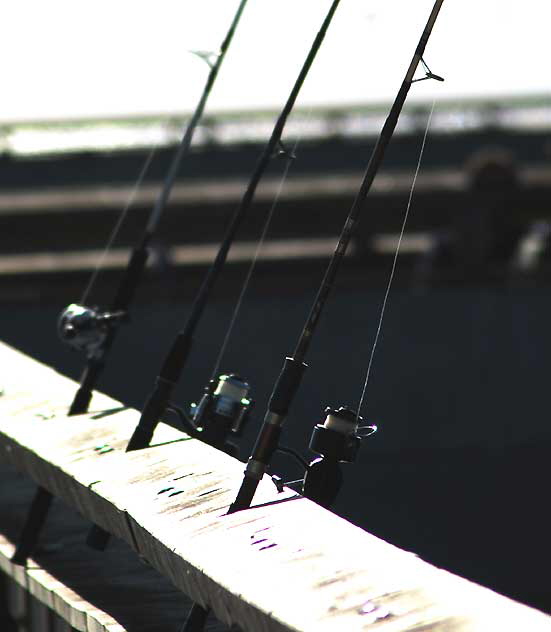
356;99;436;419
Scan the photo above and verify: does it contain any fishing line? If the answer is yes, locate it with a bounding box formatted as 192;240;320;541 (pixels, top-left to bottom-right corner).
79;148;156;305
356;99;435;420
209;117;310;380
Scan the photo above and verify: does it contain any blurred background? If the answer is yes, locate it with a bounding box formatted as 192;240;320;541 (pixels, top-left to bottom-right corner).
1;0;550;619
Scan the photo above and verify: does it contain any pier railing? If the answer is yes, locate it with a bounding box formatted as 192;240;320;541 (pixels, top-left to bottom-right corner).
0;340;549;631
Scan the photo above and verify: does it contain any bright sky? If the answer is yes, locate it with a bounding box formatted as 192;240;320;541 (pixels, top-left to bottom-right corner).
1;0;549;123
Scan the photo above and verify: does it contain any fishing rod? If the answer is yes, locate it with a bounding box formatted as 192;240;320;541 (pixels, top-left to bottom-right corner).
270;100;436;509
265;96;436;509
125;0;342;454
64;0;249;417
10;0;249;566
228;0;445;515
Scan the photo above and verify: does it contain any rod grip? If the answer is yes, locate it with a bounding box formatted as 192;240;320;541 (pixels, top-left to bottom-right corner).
68;385;93;416
126;377;174;451
160;331;193;383
69;358;104;415
251;423;282;464
227;475;259;514
112;246;149;312
268;357;307;416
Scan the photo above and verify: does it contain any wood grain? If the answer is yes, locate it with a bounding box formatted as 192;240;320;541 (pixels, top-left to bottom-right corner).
0;340;550;631
0;463;231;632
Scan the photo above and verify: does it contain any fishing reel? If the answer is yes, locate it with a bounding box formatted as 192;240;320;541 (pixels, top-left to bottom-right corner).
189;373;254;455
273;406;376;509
302;406;365;508
57;303;126;357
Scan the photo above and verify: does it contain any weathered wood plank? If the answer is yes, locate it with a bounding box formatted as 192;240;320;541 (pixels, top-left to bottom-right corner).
1;340;550;631
0;463;229;632
1;528;117;631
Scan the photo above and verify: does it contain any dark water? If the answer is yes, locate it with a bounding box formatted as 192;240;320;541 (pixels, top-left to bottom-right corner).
2;285;551;612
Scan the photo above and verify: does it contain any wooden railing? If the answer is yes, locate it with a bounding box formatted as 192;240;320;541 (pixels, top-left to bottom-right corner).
1;340;550;631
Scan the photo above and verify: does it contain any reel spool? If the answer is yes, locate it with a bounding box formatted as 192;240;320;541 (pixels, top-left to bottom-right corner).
190;374;253;453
